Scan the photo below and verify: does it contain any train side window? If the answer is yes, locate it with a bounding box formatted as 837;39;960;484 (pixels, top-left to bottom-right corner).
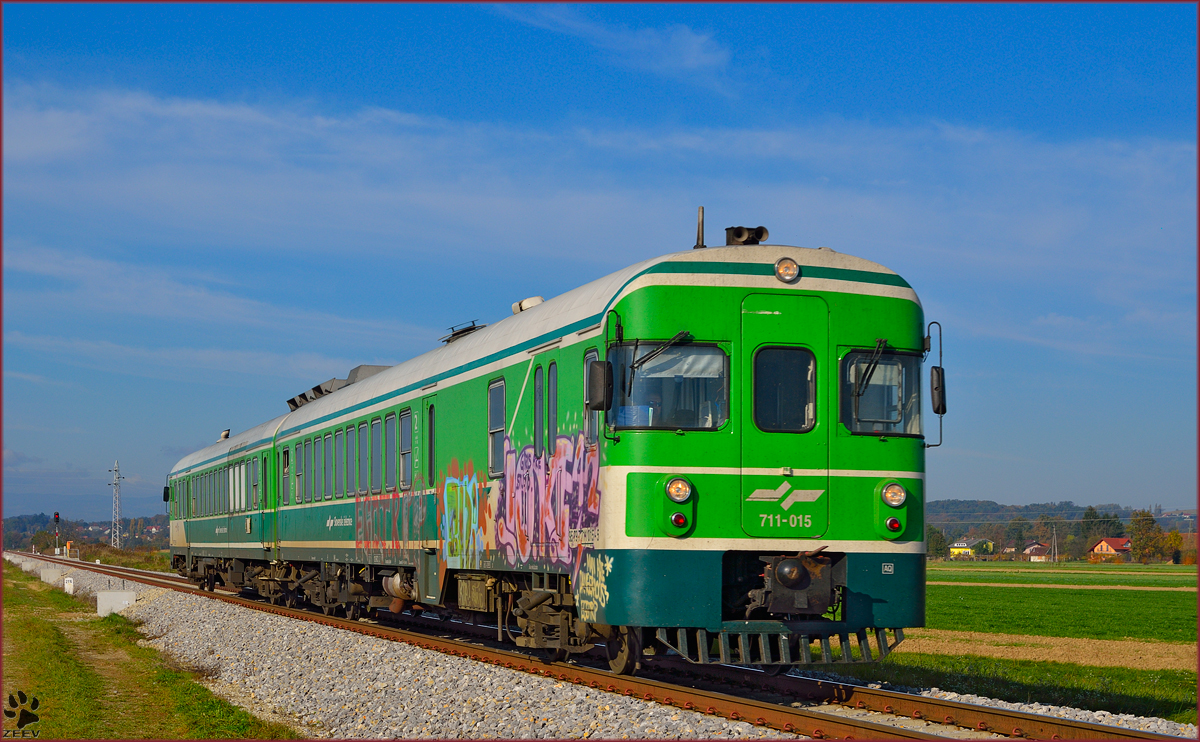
294;443;303;505
370;418;382;494
189;479;194;517
427;405;436;485
399;411;412;490
317;437;327;501
548;362;557;452
357;423;368;493
487;381;504;476
252;458;260;509
324;434;333;500
346;426;356;494
584;350;599;445
235;464;243;512
282;448;290;505
334;430;344;498
300;440;309;503
385;414;397;492
240;463;248;511
534;365;544;458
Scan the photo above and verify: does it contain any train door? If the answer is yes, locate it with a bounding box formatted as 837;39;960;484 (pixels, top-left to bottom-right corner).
739;294;830;538
417;394;442;603
257;453;272;554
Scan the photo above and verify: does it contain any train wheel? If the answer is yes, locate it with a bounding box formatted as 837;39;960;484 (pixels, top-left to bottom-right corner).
606;626;641;675
760;664;786;676
542;648;568;664
283;588;298;609
346;603;361;621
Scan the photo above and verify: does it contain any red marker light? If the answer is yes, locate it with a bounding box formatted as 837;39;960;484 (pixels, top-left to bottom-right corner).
885;517;901;532
670;512;688;528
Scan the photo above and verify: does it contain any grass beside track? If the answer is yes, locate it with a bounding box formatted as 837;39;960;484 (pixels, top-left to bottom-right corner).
76;545;173;572
2;565;297;739
926;584;1197;643
818;651;1198;726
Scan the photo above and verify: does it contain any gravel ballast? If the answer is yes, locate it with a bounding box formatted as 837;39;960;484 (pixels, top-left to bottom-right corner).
6;553;1196;739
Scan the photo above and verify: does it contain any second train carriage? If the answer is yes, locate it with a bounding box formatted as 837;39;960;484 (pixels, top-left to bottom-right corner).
166;226;944;674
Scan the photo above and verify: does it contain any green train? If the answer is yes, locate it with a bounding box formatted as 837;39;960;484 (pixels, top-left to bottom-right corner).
166;221;946;675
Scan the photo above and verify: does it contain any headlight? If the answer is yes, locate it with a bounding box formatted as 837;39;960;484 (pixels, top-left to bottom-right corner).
882;483;907;507
774;257;800;283
666;478;692;503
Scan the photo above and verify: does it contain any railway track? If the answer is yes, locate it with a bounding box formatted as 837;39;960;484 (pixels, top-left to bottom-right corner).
14;552;1181;741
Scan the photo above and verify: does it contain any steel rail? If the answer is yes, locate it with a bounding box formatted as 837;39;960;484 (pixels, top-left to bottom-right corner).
13;554;1182;741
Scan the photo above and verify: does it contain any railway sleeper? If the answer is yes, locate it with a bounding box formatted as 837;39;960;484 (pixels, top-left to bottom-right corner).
652;627;905;667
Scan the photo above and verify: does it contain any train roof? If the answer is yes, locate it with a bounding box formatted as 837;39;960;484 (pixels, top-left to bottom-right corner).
169;244;911;476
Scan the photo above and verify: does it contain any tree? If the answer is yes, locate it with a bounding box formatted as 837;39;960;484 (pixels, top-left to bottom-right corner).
1101;512;1126;538
1165;530;1184;564
1129;510;1165;563
926;526;949;559
1005;517;1031;553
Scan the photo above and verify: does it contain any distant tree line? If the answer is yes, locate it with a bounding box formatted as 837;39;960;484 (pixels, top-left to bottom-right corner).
925;502;1193;563
4;512;169;552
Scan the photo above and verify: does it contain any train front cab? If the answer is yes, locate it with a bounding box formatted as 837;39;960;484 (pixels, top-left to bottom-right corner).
590;267;927;667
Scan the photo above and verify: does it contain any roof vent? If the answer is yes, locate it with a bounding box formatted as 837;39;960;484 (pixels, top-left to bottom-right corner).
219;429;230;440
285;364;390;411
725;226;768;245
512;296;544;314
440;320;487;344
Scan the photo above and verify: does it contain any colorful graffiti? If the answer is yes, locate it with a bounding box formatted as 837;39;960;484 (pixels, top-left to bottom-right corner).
576;551;613;622
439;459;494;568
494;431;602;573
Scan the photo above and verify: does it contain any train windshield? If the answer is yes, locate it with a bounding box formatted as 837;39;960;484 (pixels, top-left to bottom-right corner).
841;350;922;436
609;343;728;430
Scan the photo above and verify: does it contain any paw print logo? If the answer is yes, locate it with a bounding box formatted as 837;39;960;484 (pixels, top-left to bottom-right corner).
4;691;40;729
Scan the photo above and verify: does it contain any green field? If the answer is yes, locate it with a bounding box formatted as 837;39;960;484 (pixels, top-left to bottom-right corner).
926;584;1197;643
825;652;1197;725
926;565;1197;588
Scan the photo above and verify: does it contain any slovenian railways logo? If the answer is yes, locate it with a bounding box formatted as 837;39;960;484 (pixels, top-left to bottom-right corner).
326;516;353;529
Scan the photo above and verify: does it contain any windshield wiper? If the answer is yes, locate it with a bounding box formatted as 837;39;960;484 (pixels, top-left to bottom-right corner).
854;338;888;397
628;330;691;391
631;330;691;371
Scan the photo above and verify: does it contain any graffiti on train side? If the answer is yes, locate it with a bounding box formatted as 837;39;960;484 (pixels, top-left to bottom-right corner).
354;485;430;563
439;460;494;568
352;430;602;574
495;432;602;572
576;551;613;622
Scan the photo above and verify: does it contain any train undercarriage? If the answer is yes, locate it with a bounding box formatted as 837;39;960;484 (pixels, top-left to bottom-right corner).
173;550;902;676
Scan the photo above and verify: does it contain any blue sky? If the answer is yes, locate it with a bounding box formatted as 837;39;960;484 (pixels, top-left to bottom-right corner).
3;3;1196;521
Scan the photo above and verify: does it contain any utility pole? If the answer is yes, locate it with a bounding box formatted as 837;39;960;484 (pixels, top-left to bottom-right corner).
109;460;125;549
1052;525;1058;563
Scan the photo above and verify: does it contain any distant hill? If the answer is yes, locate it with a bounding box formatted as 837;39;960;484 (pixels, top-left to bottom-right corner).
3;512;168;551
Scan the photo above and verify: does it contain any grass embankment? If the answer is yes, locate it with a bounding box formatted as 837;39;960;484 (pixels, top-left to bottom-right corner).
925;584;1197;643
2;565;296;739
78;545;172;572
822;652;1197;725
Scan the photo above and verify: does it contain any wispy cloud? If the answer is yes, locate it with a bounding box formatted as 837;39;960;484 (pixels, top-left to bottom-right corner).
3;240;436;351
4;331;373;385
3;449;44;468
4;84;1194;366
497;6;733;93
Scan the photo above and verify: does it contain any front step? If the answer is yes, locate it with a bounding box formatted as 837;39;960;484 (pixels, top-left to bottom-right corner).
654;626;904;665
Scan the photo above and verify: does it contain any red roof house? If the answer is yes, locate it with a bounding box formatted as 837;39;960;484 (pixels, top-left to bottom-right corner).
1091;537;1131;555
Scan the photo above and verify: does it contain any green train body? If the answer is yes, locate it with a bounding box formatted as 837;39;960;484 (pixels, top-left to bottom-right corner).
167;241;931;672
